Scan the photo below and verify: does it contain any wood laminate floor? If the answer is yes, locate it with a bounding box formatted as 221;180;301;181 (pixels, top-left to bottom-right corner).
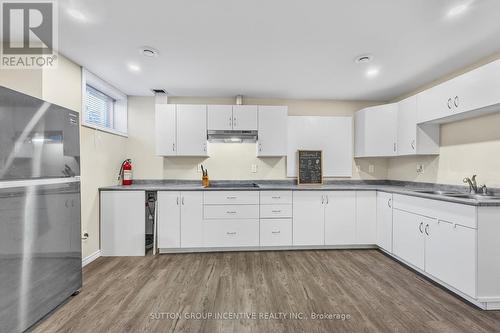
32;250;500;333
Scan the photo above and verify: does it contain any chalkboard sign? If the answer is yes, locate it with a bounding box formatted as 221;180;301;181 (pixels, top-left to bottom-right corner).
297;150;323;185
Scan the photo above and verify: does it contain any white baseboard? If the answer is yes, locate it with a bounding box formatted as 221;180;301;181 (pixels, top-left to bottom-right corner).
82;250;101;267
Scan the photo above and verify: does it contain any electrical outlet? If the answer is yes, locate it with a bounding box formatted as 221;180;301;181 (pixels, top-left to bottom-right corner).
251;164;258;173
369;164;375;174
416;164;425;174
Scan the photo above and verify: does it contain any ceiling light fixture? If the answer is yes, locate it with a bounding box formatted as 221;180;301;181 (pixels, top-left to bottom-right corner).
140;47;159;57
446;1;473;18
66;8;88;22
365;67;380;78
127;63;141;73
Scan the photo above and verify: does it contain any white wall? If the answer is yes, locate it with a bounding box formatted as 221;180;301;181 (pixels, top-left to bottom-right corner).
127;96;388;180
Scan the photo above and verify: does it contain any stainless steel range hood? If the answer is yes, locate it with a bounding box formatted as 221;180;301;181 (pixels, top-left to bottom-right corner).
207;130;258;143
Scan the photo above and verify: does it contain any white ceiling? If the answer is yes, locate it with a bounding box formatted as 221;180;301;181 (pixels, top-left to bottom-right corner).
59;0;500;101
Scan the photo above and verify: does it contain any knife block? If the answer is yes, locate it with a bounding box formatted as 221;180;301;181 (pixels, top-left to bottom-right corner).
202;175;210;188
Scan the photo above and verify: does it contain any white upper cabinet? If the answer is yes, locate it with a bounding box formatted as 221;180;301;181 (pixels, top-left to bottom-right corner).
156;104;207;156
355;103;398;157
418;59;500;124
155;104;177;156
232;105;258;131
257;106;288;157
207;105;233;131
397;96;440;156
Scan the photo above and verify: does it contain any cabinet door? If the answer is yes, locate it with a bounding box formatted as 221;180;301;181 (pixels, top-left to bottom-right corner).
155;104;177;156
257;106;287;156
100;191;145;256
207;105;233;131
358;104;398;157
176;104;207;156
324;191;356;245
392;209;425;270
293;191;325;246
376;192;393;252
397;96;417;156
425;219;476;297
356;191;377;244
354;110;366;157
157;191;181;248
232;105;258;131
180;191;204;248
417;79;459;123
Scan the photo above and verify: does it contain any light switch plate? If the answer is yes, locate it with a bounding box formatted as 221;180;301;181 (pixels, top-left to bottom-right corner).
251;164;258;173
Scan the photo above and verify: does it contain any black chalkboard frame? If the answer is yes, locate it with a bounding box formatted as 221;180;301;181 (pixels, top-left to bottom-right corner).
297;150;323;185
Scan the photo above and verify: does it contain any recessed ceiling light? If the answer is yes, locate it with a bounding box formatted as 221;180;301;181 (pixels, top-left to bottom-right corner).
66;8;88;22
446;1;473;18
355;54;373;64
365;67;380;78
127;63;141;73
140;47;159;57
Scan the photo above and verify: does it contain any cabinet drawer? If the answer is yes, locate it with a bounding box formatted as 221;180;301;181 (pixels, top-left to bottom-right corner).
260;219;292;247
260;205;292;218
393;194;477;229
204;205;259;219
204;220;259;247
204;191;259;205
260;191;292;205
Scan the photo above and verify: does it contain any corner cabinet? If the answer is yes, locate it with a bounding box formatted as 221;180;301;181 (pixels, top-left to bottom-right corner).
354;103;398;157
155;104;208;156
257;106;288;157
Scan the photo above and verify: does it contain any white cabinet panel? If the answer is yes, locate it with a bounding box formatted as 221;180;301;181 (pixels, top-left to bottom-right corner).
324;191;356;245
260;219;292;247
425;219;476;297
176;104;207;156
207;105;233;131
157;191;181;249
293;191;325;246
204;191;259;205
204;220;259;247
260;204;293;219
232;105;258;131
155;104;176;156
180;192;203;248
355;103;398;157
100;191;145;256
392;209;426;270
260;191;292;205
356;191;377;244
257;106;288;157
204;205;259;220
377;192;393;252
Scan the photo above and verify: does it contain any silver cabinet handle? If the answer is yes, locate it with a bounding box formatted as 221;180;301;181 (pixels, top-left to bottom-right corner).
271;231;281;234
454;96;459;108
172;143;175;151
447;98;453;109
321;195;324;204
176;197;179;205
259;143;262;152
227;231;237;235
326;195;329;204
411;140;415;150
233;117;236;127
203;143;207;152
181;197;185;205
393;143;397;152
229;117;232;127
425;224;430;236
271;210;282;213
387;198;392;208
419;222;424;234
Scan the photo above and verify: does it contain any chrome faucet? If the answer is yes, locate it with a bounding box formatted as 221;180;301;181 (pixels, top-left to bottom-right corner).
463;175;478;194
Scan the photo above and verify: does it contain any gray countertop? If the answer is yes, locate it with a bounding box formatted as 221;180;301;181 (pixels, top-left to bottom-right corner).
100;180;500;207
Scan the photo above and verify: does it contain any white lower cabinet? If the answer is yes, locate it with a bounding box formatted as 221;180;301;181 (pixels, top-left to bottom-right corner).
157;191;203;249
260;219;292;247
355;191;377;244
376;192;393;252
204;220;259;247
101;191;145;256
425;219;476;297
392;209;428;270
293;192;325;246
324;191;356;245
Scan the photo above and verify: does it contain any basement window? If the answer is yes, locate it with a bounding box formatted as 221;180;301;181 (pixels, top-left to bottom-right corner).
82;69;128;136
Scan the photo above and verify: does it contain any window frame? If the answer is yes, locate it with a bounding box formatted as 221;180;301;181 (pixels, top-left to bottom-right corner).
81;68;128;137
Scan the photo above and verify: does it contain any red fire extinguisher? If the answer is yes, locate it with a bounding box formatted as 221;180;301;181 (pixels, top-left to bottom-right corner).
118;159;133;185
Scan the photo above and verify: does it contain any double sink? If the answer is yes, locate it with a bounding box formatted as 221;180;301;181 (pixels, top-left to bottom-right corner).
412;189;500;201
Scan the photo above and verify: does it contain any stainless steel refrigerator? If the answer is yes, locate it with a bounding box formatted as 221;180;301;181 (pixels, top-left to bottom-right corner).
0;86;82;333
